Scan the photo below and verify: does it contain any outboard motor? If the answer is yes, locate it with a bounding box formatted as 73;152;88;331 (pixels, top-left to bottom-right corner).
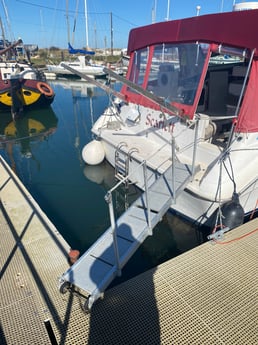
221;193;245;230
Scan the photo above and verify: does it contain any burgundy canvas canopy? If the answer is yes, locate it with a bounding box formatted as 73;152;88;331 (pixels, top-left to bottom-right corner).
127;10;258;55
125;9;258;133
236;59;258;133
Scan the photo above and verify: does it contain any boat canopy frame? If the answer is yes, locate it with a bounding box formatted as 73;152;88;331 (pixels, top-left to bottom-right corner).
122;42;212;119
123;9;258;132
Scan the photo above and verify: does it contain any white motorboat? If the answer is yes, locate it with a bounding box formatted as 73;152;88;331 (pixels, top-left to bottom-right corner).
46;55;106;78
82;9;258;230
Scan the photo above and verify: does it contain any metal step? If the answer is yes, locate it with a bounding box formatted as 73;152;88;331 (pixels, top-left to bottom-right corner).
115;142;128;182
59;162;193;311
115;145;139;187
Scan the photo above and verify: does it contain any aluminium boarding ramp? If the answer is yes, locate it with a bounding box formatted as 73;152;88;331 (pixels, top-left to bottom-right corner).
59;162;193;311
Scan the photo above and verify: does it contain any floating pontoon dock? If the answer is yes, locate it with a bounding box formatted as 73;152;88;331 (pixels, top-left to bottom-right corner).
0;154;257;344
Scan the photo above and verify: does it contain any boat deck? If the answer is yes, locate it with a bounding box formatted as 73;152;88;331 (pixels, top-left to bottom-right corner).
0;155;257;344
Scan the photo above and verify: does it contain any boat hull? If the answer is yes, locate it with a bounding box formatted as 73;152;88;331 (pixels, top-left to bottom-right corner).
98;135;258;227
0;79;54;111
46;62;107;78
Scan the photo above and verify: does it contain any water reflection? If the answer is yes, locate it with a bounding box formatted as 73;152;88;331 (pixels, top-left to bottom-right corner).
50;78;107;99
83;160;141;217
0;107;58;172
83;160;116;186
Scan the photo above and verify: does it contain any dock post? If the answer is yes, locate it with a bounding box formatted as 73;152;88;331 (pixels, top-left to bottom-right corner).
44;319;58;345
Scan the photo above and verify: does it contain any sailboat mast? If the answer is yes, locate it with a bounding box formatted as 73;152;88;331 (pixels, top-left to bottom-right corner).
166;0;170;21
66;0;70;44
110;12;113;56
0;17;6;47
85;0;89;48
1;0;14;41
152;0;157;23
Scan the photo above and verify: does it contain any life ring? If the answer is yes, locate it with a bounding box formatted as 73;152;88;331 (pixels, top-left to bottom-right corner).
37;82;54;97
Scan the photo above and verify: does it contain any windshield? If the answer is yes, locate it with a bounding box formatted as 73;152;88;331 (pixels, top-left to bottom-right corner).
127;43;209;109
147;43;208;105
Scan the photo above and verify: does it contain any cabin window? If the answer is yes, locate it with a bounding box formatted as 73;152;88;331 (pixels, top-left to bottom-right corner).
146;43;208;106
128;47;149;87
197;48;248;117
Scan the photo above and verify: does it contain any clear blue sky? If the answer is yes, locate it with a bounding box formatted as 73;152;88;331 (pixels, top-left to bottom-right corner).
1;0;242;49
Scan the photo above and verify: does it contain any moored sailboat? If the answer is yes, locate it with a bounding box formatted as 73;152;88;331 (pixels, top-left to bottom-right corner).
46;51;106;78
46;0;106;79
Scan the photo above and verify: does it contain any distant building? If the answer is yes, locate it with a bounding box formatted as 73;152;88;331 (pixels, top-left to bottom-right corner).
0;39;11;49
16;44;38;54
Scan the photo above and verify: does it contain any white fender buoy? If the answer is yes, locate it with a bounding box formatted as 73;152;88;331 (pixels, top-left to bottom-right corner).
82;140;105;165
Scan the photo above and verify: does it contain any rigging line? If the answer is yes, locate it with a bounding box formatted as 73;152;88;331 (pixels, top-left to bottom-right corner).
210;152;226;230
222;155;236;192
15;0;77;15
250;199;258;220
213;227;258;245
112;13;138;27
71;0;80;45
48;0;59;47
217;160;224;226
16;0;136;28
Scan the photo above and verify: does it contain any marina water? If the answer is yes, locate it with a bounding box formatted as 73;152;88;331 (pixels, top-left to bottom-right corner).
0;79;205;286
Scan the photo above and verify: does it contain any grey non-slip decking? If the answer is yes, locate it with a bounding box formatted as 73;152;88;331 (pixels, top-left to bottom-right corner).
0;155;257;344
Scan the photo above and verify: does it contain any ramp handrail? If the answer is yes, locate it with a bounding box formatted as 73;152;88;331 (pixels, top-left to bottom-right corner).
104;134;180;278
104;160;152;277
